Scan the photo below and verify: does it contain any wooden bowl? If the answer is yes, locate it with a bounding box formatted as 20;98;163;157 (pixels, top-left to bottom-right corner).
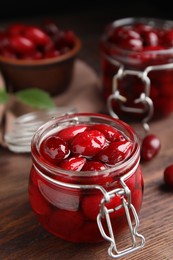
0;36;81;96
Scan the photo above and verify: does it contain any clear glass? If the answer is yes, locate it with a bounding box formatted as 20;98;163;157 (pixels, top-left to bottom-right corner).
28;113;144;243
100;17;173;120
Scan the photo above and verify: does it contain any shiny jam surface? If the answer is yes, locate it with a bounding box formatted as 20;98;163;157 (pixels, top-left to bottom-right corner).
29;118;143;243
101;18;173;119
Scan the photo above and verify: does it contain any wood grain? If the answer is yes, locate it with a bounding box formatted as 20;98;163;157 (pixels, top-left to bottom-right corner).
1;9;173;260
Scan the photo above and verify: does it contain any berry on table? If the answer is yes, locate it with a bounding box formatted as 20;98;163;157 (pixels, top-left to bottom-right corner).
141;134;161;162
163;164;173;188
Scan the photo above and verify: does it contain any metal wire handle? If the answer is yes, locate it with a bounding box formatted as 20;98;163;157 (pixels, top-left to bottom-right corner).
107;65;154;132
97;165;145;259
106;54;173;132
36;160;145;259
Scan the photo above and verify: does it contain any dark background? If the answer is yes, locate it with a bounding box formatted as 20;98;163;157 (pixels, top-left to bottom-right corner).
0;1;172;21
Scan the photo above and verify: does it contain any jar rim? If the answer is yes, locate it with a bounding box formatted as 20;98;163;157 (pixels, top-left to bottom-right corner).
101;16;173;55
31;112;140;178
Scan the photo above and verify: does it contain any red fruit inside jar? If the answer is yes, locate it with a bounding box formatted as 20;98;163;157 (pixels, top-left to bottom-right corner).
29;115;143;243
101;18;173;119
0;20;77;60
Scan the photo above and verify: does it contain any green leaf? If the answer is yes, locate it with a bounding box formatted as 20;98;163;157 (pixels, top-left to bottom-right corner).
16;88;55;109
0;88;9;104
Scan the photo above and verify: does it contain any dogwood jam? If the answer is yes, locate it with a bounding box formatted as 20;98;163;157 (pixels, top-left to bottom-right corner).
29;113;145;258
100;17;173;121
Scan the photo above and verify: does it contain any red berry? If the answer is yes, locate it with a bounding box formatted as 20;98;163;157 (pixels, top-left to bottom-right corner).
109;26;143;51
164;29;173;47
20;50;43;60
0;46;16;58
33;51;43;60
42;19;59;37
59;156;86;171
49;210;84;238
9;35;35;55
82;161;108;171
0;21;77;60
90;124;126;142
74;221;102;242
70;130;106;157
60;46;71;55
53;30;66;48
134;24;159;47
64;30;75;47
44;49;60;58
24;26;50;46
134;23;153;33
81;195;102;220
29;185;51;215
110;26;141;42
96;140;133;165
0;31;9;50
122;38;143;51
164;164;173;188
40;136;70;164
141;134;161;162
57;125;88;143
142;30;159;47
82;193;124;220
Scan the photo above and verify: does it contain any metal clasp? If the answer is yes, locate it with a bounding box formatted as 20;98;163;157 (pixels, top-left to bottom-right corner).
107;63;154;132
36;162;145;259
106;55;173;132
97;176;145;259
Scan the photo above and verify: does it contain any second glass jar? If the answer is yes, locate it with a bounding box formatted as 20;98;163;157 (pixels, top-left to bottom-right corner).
100;17;173;121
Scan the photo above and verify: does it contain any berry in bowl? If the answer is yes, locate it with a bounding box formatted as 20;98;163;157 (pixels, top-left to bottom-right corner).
100;17;173;121
29;113;145;258
0;20;81;95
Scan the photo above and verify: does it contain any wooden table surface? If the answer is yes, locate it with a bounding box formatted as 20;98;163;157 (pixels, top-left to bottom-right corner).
1;7;173;260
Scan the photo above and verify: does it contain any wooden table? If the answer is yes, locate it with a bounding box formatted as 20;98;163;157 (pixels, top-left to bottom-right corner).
1;8;173;260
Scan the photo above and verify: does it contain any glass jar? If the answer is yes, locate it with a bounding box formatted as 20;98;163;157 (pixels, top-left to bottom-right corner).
100;17;173;123
28;113;145;258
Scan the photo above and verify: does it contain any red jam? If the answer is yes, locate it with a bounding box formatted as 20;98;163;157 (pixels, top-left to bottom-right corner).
29;113;144;243
100;17;173;119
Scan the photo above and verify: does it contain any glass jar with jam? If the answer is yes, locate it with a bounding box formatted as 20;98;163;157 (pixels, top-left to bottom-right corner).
28;113;145;258
100;17;173;124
